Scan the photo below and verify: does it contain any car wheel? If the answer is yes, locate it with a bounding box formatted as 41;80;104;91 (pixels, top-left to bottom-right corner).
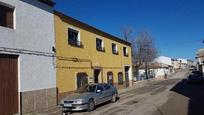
61;111;68;115
87;99;95;112
111;93;117;103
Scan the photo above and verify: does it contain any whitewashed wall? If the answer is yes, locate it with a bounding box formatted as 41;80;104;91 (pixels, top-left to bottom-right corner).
154;56;172;66
139;68;170;79
0;0;56;92
178;58;188;64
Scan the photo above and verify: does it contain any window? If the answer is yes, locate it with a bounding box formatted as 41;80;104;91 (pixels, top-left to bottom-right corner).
96;38;105;52
103;84;111;90
123;47;128;57
0;4;14;28
112;43;118;55
68;28;82;47
118;72;123;85
96;84;104;91
75;85;97;93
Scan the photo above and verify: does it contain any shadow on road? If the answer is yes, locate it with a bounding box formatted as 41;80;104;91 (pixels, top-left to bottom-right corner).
170;78;204;115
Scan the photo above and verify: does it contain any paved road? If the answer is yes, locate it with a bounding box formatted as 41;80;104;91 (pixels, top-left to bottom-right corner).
44;69;204;115
51;70;188;115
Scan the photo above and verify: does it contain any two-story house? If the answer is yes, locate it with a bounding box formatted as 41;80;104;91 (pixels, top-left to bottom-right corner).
0;0;56;114
54;11;132;101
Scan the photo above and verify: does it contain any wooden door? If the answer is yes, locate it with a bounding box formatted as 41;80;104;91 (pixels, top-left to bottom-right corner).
107;72;114;86
0;54;18;115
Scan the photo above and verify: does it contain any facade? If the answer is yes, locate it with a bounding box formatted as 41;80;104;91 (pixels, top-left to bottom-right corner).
172;59;182;72
196;48;204;75
177;58;188;69
54;11;132;101
138;63;171;80
0;0;56;114
154;56;172;66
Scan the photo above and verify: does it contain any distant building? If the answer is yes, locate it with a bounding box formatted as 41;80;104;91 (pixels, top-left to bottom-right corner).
177;58;188;69
154;56;172;66
138;63;172;80
134;56;173;81
172;59;181;70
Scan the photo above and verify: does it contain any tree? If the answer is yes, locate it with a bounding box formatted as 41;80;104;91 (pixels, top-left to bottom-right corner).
132;31;158;79
122;27;133;41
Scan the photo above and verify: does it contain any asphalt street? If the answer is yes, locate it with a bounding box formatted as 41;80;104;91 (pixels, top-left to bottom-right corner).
42;69;204;115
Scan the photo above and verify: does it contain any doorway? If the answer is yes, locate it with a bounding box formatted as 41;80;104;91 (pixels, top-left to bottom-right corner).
76;72;88;89
125;66;130;87
94;69;101;83
0;54;18;115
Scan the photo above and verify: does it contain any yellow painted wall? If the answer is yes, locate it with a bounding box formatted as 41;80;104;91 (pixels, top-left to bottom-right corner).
54;12;132;93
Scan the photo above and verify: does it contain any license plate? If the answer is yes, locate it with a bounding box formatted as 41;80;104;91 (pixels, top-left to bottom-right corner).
64;103;72;107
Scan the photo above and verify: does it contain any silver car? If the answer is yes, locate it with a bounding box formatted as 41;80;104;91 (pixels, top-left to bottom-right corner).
60;83;118;113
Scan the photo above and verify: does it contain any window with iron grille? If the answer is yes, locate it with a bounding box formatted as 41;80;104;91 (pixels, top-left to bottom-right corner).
96;38;105;52
68;28;82;47
112;43;118;55
123;47;128;57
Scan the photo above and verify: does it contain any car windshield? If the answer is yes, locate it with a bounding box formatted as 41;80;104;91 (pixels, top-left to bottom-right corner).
75;85;97;93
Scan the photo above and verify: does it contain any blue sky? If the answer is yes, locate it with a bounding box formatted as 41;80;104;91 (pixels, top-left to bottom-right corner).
54;0;204;60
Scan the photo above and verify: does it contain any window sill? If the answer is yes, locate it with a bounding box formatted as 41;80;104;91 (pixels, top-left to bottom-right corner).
68;41;83;48
0;25;14;30
96;47;105;52
112;51;119;55
124;54;129;57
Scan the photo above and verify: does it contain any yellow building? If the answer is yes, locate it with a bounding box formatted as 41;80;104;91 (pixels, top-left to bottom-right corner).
54;11;132;101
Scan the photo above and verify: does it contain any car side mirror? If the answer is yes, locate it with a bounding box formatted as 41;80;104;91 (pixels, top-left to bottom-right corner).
96;89;102;93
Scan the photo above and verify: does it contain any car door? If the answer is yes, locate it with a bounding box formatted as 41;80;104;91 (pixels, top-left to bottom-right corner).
94;84;105;105
102;84;113;101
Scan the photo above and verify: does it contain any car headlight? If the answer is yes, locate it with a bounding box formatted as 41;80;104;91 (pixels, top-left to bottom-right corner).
73;99;84;104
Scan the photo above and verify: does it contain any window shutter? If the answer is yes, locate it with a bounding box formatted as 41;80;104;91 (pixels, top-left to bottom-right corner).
6;9;13;28
0;6;6;26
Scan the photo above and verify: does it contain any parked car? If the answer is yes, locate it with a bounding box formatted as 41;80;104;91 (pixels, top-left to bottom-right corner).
191;70;202;76
60;83;118;114
187;74;203;84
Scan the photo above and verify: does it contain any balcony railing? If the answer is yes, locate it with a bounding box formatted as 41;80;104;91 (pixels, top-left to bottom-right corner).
112;50;118;55
68;40;83;48
96;46;105;52
124;53;128;57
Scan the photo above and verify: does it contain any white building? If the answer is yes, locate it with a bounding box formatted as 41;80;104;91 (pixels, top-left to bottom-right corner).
177;58;188;69
136;56;173;80
154;56;172;66
138;63;171;80
178;58;188;64
0;0;56;114
172;59;181;69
